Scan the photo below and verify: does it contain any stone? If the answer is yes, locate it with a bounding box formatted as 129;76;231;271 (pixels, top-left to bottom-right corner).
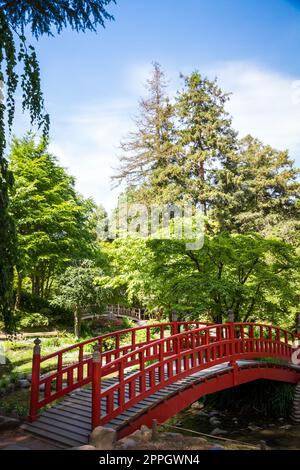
175;421;183;427
211;427;228;436
191;401;204;410
18;379;30;389
72;445;97;450
89;426;117;450
0;416;20;431
26;374;32;382
280;424;292;430
117;438;137;449
131;429;143;439
39;383;45;391
17;373;26;380
209;417;221;426
140;424;152;442
208;411;219;417
198;411;208;417
248;425;260;431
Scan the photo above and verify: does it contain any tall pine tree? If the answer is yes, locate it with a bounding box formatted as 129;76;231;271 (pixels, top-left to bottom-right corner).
114;62;178;205
175;71;237;213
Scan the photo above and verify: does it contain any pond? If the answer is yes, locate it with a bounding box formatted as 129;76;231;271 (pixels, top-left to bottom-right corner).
164;405;300;450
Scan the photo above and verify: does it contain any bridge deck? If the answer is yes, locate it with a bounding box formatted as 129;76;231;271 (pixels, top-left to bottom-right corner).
24;360;300;448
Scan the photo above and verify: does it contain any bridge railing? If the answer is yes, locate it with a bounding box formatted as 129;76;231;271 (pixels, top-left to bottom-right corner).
93;322;299;428
28;321;209;421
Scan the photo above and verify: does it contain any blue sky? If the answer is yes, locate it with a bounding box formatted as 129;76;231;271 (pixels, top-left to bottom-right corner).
12;0;300;210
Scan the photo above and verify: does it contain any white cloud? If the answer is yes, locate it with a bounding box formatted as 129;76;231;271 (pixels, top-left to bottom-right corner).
49;61;300;211
206;61;300;160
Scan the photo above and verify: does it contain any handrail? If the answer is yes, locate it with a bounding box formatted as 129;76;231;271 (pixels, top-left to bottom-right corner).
28;320;210;421
28;320;299;428
93;322;298;428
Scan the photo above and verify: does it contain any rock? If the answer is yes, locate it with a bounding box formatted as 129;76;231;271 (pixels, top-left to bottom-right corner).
175;421;183;427
117;438;137;449
140;425;152;442
0;415;20;431
211;428;228;436
280;424;292;430
18;379;30;389
131;429;143;440
267;424;275;427
72;445;97;450
198;411;208;417
248;425;260;431
26;374;32;382
278;417;285;423
208;411;219;417
39;384;45;391
17;373;26;380
191;401;204;410
209;417;221;426
89;426;117;450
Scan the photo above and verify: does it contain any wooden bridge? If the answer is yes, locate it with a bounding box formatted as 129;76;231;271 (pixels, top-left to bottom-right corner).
25;321;300;448
82;304;146;323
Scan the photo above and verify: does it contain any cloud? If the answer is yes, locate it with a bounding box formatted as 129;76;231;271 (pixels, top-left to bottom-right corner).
206;61;300;161
49;61;300;210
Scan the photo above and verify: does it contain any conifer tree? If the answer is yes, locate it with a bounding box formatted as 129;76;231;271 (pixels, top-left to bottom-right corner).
114;63;177;205
175;71;237;213
214;135;300;234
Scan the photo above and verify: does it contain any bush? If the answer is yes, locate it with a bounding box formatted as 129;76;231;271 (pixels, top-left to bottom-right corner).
19;312;49;329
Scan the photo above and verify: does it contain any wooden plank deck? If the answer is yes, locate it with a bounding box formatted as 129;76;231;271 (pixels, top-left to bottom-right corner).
23;360;300;448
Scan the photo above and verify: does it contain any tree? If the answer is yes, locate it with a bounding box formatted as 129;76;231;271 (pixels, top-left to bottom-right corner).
213;135;300;234
175;71;237;213
9;134;96;305
0;0;115;328
113;62;178;205
52;260;107;339
109;232;299;327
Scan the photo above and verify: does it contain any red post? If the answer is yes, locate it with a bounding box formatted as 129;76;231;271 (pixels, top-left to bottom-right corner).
92;344;102;429
28;338;41;422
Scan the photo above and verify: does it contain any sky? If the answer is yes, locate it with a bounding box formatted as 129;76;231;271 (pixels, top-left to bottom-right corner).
11;0;300;210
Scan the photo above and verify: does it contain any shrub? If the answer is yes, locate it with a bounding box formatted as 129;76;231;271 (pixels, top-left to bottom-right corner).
19;312;49;329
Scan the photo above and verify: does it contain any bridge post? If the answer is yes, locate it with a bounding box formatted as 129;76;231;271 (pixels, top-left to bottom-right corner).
171;311;179;336
28;338;41;422
92;344;102;429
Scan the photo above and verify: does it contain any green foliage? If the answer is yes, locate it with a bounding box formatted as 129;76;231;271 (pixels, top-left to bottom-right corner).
18;312;49;329
9;134;97;299
107;232;299;324
0;0;115;331
214;134;300;234
52;260;108;338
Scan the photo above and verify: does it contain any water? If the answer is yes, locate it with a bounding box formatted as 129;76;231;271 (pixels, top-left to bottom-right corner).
165;406;300;449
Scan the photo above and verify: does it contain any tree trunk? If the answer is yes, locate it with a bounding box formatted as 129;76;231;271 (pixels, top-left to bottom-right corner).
74;305;81;340
14;272;23;311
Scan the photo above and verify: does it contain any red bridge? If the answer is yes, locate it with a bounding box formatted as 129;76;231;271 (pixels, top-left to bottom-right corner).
25;321;300;448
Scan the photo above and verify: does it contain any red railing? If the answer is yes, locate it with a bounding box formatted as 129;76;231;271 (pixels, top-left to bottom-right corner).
28;321;209;421
92;322;299;428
